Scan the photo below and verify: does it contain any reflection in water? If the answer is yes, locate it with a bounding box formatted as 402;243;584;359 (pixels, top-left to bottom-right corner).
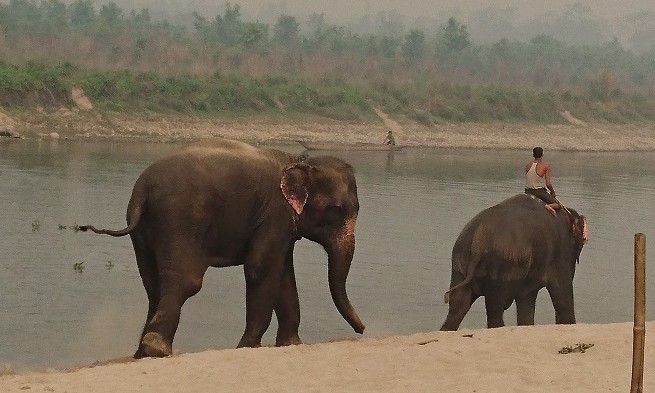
385;150;395;173
1;139;654;369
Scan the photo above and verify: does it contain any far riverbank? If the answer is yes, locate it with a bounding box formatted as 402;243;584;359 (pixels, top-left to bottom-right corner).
3;109;655;151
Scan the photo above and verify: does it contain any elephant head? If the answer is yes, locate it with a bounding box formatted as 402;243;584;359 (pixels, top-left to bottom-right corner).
566;209;588;264
280;157;365;334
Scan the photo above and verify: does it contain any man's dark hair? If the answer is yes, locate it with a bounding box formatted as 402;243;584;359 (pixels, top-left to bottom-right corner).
533;146;544;158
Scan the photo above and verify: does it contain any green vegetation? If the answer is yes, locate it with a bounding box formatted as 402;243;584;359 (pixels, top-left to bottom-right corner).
1;1;655;125
3;59;655;124
58;223;82;232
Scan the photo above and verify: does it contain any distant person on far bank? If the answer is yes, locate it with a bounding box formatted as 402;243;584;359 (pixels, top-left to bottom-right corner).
383;130;395;146
525;146;559;216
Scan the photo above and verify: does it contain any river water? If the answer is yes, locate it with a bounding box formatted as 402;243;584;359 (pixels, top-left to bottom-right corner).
1;138;654;370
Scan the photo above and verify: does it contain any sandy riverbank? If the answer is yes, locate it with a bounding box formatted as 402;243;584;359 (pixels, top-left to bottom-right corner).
5;109;655;151
0;321;652;392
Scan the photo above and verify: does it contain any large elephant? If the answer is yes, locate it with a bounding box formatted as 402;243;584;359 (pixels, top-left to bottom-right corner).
80;139;365;358
440;193;588;331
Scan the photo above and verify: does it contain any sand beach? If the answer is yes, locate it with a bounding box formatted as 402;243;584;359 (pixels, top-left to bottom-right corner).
0;322;652;392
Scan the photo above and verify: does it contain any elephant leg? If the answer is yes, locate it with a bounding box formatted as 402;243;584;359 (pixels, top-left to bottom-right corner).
440;275;476;331
238;270;283;348
515;291;539;326
546;282;576;324
134;299;159;359
274;252;302;346
484;301;505;328
484;285;514;328
132;237;160;359
238;239;287;348
139;248;206;357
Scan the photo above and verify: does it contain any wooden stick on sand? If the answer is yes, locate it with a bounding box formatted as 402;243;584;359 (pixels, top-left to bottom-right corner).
630;233;646;393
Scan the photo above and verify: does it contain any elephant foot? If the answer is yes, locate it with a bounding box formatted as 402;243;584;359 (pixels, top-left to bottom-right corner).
141;332;172;358
236;337;262;348
275;334;302;347
133;347;147;359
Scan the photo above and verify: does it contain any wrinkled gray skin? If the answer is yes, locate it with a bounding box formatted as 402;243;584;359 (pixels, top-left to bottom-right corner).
80;139;365;358
440;194;587;331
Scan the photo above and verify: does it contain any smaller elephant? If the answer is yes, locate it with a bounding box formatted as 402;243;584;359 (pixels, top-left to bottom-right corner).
440;193;588;331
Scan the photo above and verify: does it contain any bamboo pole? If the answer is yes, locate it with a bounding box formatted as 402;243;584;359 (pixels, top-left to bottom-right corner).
630;233;646;393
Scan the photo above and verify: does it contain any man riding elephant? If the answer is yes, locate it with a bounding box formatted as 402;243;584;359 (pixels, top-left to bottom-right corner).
525;146;559;216
441;193;588;331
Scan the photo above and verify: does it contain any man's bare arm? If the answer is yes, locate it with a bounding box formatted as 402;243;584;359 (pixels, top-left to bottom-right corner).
544;165;556;196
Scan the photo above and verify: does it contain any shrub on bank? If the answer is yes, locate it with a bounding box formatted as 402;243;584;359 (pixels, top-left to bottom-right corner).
2;60;655;124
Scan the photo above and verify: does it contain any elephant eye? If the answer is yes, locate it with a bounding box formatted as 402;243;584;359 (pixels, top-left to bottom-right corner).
325;205;344;221
328;205;343;213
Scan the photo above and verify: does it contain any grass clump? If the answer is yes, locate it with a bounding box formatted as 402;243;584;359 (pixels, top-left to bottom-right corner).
3;60;655;125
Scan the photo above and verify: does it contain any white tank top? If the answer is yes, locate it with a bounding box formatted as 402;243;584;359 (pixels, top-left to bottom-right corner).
526;162;546;189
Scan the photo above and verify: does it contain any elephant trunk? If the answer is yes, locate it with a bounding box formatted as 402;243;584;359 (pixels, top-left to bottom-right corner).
326;216;365;334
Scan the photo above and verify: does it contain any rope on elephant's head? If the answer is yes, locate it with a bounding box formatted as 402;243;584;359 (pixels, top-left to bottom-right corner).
554;196;573;217
556;197;589;244
298;154;307;163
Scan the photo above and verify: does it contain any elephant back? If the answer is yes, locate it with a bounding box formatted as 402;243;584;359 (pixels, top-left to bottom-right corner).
451;193;584;279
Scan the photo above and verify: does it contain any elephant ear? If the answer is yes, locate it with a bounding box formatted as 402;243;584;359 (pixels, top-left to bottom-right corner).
280;163;311;215
572;215;588;243
570;215;588;263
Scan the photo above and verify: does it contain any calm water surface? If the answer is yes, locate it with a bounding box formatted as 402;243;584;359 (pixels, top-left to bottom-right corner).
1;138;654;369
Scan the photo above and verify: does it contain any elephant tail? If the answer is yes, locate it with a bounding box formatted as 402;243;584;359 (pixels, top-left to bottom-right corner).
78;177;146;237
77;222;138;237
444;237;484;303
444;272;477;304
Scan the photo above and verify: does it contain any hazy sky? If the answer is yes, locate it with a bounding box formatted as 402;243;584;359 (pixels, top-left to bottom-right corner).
89;0;655;49
262;0;654;19
142;0;655;21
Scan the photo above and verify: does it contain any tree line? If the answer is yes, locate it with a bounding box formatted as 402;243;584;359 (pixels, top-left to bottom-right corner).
1;0;655;123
